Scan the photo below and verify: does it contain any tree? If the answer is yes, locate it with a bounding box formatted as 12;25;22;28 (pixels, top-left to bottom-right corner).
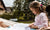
12;0;35;21
37;0;48;6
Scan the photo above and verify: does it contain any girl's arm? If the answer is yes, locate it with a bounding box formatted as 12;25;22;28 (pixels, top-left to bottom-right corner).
28;23;38;29
40;13;48;29
42;14;48;28
31;25;38;29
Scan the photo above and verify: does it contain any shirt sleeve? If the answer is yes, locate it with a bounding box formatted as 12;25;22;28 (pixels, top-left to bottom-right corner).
40;13;48;28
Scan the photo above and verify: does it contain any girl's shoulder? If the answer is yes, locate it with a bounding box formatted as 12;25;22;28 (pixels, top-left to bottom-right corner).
39;12;46;16
35;12;47;18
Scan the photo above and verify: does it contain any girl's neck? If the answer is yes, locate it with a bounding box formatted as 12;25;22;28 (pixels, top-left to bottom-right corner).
36;12;41;15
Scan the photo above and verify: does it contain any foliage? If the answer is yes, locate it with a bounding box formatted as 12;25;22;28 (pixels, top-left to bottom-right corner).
12;0;35;21
1;14;13;20
38;0;48;6
0;0;48;21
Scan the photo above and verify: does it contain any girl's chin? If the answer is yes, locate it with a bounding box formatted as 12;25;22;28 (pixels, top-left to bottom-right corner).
34;14;36;15
33;13;36;15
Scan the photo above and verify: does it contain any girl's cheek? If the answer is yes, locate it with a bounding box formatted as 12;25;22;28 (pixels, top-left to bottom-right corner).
32;11;36;15
33;11;36;14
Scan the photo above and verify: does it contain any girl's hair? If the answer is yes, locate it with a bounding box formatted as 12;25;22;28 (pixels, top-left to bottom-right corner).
29;1;46;13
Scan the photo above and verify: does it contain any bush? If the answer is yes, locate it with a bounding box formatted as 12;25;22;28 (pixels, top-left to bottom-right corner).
0;15;2;18
1;14;13;20
12;9;35;21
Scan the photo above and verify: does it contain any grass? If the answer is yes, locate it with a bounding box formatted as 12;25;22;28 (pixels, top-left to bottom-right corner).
17;21;34;23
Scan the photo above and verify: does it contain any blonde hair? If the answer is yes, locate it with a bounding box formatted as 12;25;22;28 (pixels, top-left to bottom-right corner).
29;1;46;13
29;1;40;8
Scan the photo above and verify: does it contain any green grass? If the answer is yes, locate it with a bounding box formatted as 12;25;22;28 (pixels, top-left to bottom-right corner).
18;21;34;23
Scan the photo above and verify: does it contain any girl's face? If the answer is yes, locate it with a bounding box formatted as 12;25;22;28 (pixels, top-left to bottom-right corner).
30;8;37;15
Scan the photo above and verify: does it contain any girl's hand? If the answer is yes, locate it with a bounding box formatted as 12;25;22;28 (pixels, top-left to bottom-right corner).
31;25;38;29
39;27;48;30
39;27;45;30
28;23;38;29
28;23;34;27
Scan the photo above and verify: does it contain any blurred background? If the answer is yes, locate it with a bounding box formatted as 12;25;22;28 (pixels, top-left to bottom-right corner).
0;0;50;23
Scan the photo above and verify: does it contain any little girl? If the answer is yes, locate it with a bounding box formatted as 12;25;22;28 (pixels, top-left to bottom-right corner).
26;1;48;30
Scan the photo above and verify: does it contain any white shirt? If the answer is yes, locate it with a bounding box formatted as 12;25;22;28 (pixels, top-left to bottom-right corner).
34;12;48;28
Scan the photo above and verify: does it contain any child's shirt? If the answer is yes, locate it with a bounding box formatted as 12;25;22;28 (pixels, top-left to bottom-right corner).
34;12;48;28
